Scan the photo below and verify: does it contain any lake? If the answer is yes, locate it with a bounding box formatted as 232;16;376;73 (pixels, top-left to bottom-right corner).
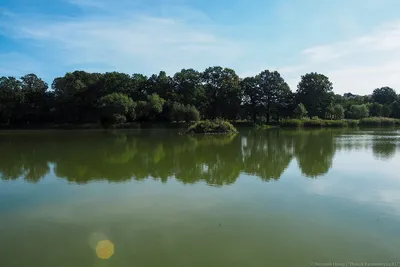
0;128;399;267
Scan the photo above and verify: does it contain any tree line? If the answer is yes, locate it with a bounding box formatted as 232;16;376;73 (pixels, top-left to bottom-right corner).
1;67;400;127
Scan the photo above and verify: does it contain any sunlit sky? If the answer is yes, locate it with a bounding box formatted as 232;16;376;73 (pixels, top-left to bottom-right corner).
1;0;400;94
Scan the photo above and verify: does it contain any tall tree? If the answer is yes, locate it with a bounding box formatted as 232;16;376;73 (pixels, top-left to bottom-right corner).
202;66;241;119
241;77;260;122
372;87;397;105
147;71;174;101
173;69;205;111
0;77;23;124
296;72;333;118
20;74;49;124
256;70;290;123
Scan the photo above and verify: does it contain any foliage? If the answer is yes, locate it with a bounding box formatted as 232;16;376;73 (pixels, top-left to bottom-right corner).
359;117;396;126
293;103;308;119
368;102;383;117
346;120;360;127
97;93;134;128
347;104;369;119
1;68;399;128
186;119;238;134
296;72;333;118
372;87;397;105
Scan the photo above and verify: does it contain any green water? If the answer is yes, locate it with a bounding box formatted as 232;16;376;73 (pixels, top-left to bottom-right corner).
1;128;400;267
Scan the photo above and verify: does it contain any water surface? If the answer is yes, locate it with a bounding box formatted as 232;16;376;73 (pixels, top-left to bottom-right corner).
1;128;400;267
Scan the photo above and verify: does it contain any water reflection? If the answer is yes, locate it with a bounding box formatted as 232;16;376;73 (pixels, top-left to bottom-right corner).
0;128;399;185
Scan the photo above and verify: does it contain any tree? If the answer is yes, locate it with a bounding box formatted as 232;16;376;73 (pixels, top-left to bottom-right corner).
256;70;290;123
202;66;241;119
294;103;308;119
173;69;205;110
20;74;49;124
372;87;397;105
333;104;345;120
347;104;369;119
241;77;261;122
368;102;383;117
392;99;400;118
97;93;134;128
184;105;200;122
296;72;333;118
147;71;174;101
382;104;392;117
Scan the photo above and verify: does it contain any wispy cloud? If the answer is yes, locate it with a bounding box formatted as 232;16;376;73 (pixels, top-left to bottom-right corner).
283;21;400;94
2;10;243;77
1;3;400;95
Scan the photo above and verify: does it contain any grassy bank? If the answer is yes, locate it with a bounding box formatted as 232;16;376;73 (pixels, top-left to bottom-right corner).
280;117;400;128
186;120;238;134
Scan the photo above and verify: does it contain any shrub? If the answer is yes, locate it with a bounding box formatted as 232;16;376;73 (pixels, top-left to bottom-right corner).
346;120;360;127
280;119;302;127
186;119;238;134
303;119;324;127
324;120;347;127
359;117;396;126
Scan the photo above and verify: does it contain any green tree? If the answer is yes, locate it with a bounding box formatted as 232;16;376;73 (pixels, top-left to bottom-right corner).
184;105;200;122
293;103;308;119
20;74;49;124
372;87;397;105
173;69;205;111
202;66;241;119
147;71;174;101
391;99;400;118
241;77;261;122
296;72;333;118
347;104;369;119
97;93;134;127
333;104;345;120
382;104;392;117
368;102;383;117
256;70;290;123
0;77;23;125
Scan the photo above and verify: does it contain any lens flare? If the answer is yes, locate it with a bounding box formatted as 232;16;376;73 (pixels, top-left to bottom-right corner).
95;240;115;260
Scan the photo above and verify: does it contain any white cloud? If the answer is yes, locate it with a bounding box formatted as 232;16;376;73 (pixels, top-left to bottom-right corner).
283;21;400;94
3;11;243;76
1;5;400;95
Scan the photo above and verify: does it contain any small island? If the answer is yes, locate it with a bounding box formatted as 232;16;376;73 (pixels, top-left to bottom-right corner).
186;120;238;134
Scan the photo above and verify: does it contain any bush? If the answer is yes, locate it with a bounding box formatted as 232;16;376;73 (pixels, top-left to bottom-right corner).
303;119;325;127
324;120;347;127
280;119;302;127
359;117;396;126
186;119;238;134
346;120;360;127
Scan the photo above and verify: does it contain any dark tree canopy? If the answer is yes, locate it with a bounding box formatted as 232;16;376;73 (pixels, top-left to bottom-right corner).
0;67;399;128
372;87;397;105
296;72;333;118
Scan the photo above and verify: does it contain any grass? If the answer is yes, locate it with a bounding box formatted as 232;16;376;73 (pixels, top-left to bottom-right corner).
359;117;397;126
186;119;238;134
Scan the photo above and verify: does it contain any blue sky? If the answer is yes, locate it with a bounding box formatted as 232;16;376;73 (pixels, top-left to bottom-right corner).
1;0;400;94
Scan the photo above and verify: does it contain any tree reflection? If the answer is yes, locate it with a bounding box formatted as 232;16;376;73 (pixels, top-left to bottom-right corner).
293;129;337;178
0;128;397;185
